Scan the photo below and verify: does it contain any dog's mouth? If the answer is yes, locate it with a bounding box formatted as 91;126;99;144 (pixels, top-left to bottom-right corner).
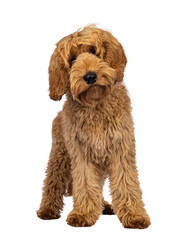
77;85;111;106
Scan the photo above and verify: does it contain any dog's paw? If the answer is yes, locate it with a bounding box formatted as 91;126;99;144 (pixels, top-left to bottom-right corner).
66;211;96;227
122;213;151;229
102;203;115;215
37;208;60;220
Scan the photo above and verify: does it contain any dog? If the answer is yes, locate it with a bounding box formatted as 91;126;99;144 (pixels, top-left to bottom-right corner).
37;25;151;228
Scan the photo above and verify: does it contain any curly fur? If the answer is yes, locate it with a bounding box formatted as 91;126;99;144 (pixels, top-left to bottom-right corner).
37;25;151;228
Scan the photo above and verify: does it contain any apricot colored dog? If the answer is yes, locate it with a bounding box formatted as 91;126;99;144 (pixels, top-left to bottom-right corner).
37;25;151;228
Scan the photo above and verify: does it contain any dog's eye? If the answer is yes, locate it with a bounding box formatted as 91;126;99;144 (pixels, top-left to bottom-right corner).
90;47;96;55
70;56;76;62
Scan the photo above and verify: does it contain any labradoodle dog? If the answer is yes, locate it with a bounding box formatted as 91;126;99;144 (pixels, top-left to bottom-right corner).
37;25;151;228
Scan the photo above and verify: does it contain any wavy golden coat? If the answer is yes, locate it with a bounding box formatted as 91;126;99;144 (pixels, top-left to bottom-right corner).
37;25;150;228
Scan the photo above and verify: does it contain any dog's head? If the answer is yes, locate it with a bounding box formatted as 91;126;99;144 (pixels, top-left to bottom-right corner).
49;25;127;106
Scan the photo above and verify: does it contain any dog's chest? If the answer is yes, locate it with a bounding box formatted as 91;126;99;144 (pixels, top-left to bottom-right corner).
74;107;123;158
62;85;130;166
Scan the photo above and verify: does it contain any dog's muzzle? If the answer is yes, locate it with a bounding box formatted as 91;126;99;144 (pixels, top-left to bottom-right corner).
83;72;97;85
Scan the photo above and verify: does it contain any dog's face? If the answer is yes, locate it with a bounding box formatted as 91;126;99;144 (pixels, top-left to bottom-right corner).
49;26;127;106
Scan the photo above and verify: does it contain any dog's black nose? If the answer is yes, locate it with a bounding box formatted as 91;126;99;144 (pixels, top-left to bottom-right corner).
83;72;97;85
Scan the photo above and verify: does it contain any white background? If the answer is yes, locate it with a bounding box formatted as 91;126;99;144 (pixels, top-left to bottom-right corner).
0;0;183;239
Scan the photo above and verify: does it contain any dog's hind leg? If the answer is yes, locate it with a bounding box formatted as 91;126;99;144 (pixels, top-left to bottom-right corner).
37;114;71;220
64;178;73;196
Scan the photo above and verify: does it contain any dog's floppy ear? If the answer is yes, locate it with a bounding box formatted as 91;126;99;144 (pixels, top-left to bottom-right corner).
48;46;69;101
103;32;127;82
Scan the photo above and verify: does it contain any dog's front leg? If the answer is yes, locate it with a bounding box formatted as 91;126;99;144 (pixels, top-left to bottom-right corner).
67;159;103;227
109;120;151;229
